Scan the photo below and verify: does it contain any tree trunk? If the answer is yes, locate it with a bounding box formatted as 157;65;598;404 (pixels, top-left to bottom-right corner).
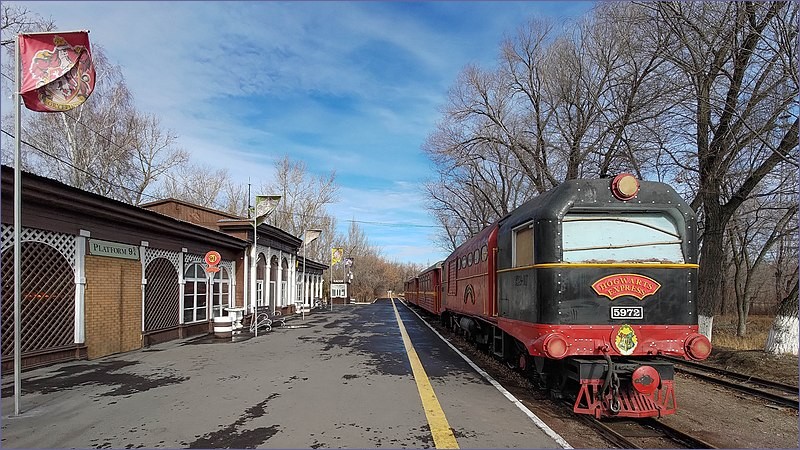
698;200;726;339
765;284;799;355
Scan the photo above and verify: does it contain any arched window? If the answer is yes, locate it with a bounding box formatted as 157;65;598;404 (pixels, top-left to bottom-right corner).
270;255;279;306
211;266;231;318
281;258;289;304
256;254;266;307
183;263;207;323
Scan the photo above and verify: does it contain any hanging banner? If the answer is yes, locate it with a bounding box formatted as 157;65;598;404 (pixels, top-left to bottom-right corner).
254;195;281;226
331;247;343;266
20;31;96;112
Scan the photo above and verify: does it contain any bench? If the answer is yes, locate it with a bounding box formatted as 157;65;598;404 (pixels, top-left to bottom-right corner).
257;306;287;328
241;311;272;332
240;306;287;333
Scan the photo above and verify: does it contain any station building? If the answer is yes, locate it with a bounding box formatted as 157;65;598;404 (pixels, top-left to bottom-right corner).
1;165;327;373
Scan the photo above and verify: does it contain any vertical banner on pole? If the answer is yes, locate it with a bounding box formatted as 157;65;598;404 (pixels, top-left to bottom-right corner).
14;29;96;416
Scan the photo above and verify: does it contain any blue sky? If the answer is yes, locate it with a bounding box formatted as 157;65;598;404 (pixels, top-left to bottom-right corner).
10;1;595;266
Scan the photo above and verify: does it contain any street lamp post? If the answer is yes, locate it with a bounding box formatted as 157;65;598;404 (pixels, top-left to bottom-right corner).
301;229;322;319
252;195;280;337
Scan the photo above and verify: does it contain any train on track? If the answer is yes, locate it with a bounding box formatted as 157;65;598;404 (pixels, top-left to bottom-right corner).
404;174;712;419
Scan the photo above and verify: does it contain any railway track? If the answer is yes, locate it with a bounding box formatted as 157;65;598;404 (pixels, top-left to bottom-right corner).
660;355;799;409
570;409;717;449
413;308;721;448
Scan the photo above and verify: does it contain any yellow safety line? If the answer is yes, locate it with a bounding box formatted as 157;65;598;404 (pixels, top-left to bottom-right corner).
391;299;459;449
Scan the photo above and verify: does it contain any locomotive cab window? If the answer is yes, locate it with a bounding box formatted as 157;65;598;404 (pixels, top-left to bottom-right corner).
512;222;534;267
562;212;684;263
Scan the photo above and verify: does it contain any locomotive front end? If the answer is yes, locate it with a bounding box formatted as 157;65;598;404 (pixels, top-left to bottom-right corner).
495;174;710;419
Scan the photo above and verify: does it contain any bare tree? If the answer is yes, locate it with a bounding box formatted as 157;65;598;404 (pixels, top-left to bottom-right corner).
727;201;798;336
424;3;680;250
646;1;799;338
262;155;338;263
116;113;189;205
219;179;250;217
156;162;230;208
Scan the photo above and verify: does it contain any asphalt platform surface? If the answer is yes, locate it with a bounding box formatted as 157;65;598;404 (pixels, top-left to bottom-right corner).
1;298;567;448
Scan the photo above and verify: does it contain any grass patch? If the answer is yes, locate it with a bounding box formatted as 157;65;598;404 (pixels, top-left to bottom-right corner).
711;314;775;350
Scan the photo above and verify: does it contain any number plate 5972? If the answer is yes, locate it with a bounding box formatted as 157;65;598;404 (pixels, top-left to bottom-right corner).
610;306;643;320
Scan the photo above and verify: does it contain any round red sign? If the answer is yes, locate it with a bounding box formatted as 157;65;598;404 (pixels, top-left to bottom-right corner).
204;251;221;266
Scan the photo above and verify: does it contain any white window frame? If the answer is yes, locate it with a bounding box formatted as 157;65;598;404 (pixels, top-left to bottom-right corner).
183;263;208;323
211;267;231;318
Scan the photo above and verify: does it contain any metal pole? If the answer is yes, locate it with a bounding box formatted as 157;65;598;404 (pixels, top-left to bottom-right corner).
253;217;258;338
13;33;22;416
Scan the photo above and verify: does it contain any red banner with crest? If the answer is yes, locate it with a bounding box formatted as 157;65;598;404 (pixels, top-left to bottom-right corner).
19;31;95;112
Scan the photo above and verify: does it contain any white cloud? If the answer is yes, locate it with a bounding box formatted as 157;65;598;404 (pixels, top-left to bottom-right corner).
11;0;594;264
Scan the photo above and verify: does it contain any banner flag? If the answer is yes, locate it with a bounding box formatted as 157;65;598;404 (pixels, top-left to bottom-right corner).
331;247;343;266
302;229;322;249
254;195;280;226
20;31;96;112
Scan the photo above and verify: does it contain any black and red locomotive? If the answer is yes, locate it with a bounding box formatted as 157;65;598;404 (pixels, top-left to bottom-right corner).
404;174;712;419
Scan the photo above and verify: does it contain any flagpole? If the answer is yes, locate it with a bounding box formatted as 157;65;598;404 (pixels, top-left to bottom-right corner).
13;34;23;416
253;210;258;338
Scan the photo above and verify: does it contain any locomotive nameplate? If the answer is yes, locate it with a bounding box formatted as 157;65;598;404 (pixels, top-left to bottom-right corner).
610;306;643;320
591;274;660;300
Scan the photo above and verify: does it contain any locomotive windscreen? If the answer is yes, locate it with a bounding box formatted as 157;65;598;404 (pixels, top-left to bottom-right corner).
562;212;684;263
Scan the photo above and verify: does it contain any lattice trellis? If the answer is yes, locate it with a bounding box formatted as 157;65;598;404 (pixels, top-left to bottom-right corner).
185;253;203;266
2;241;76;357
1;225;76;268
144;257;179;331
145;247;180;273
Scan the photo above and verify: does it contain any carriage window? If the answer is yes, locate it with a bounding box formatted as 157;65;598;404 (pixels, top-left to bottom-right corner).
513;223;533;267
447;260;457;295
562;212;684;263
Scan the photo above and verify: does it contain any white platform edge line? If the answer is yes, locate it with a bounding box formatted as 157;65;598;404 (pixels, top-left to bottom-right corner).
400;300;573;449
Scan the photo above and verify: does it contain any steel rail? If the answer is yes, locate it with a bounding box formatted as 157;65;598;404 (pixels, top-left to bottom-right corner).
564;401;717;449
660;355;799;394
660;356;799;409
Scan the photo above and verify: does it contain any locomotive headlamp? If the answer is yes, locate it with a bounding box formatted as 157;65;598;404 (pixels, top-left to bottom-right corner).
532;333;569;359
611;173;640;201
684;333;712;360
631;365;660;395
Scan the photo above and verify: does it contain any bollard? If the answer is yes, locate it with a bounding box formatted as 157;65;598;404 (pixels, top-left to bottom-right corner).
213;316;233;339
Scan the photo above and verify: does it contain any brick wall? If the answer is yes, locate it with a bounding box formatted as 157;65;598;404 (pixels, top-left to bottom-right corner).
84;255;142;359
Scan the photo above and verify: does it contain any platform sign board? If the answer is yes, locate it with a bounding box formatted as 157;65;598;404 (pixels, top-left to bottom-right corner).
88;239;139;260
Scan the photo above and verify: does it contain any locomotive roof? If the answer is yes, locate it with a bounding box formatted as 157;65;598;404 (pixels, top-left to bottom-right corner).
496;177;697;266
499;177;695;231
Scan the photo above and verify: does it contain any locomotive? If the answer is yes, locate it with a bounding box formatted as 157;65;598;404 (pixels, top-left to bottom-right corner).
404;174;712;419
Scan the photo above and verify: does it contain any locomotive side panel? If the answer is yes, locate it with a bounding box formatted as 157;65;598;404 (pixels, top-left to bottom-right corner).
497;267;538;323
